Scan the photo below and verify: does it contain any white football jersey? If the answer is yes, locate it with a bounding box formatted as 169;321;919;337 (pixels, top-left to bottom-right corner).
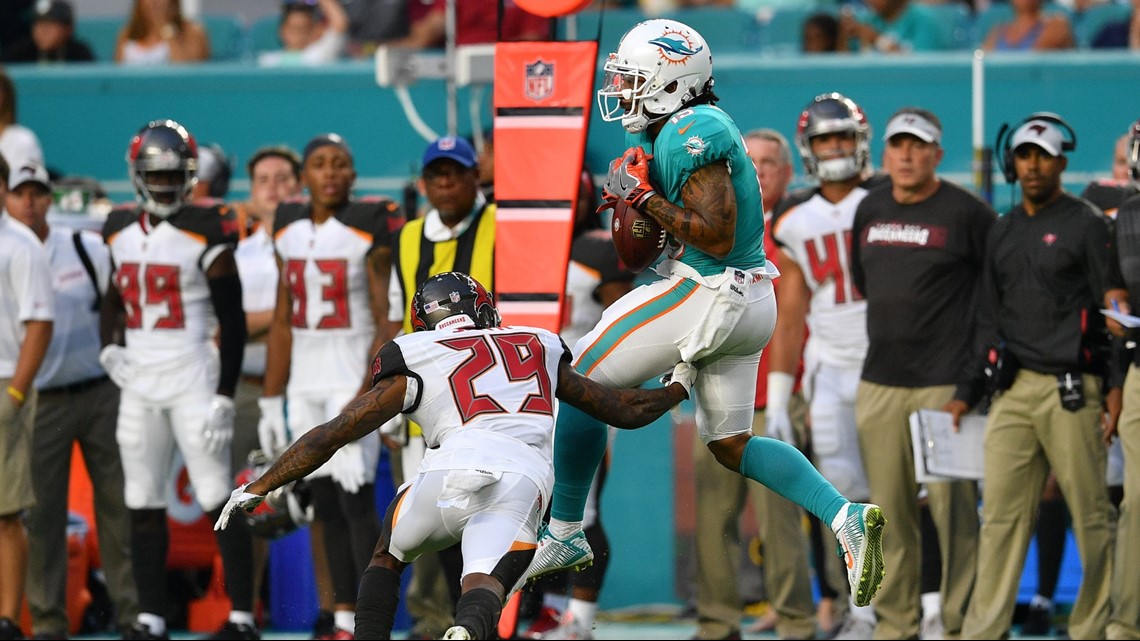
273;200;399;394
772;187;869;369
370;324;570;499
103;205;238;401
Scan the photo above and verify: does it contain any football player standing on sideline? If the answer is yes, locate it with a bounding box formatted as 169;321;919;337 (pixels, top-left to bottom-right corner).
0;152;54;641
100;120;256;640
217;272;696;641
9;162;139;640
260;133;402;640
768;94;885;640
525;19;887;617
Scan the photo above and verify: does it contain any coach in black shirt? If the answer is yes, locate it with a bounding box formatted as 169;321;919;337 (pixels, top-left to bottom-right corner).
949;115;1118;640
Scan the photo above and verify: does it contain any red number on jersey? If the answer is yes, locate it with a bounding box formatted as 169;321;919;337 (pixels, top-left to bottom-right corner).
441;332;554;423
115;262;185;329
804;230;862;305
285;258;351;329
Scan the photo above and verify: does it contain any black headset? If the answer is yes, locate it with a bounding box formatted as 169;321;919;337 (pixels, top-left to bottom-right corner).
994;111;1077;184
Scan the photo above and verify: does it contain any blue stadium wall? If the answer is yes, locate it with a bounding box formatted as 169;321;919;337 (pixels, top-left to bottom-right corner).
13;51;1137;616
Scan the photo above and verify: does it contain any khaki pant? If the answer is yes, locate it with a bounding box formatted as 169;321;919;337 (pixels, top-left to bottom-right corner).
855;382;979;639
0;378;35;514
692;395;817;640
1108;365;1140;640
26;378;138;634
963;370;1115;639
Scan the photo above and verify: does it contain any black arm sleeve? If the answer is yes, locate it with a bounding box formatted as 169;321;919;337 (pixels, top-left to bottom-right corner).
208;272;247;397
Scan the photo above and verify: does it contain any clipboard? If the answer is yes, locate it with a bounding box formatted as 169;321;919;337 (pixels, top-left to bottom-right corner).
908;409;987;482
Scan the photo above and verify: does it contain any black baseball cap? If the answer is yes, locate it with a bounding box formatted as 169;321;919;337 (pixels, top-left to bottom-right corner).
34;0;74;25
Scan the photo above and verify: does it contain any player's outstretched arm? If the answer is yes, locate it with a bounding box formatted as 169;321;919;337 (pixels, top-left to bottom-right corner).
245;375;409;496
556;360;692;429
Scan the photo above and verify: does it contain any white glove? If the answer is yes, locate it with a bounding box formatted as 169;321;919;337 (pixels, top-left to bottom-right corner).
661;361;697;396
765;371;796;445
204;395;235;455
98;345;133;388
329;442;367;493
257;396;289;456
214;483;264;531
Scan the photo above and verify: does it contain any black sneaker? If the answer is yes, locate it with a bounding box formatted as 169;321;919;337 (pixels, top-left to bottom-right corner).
311;610;335;640
208;621;260;640
1021;603;1053;636
0;618;23;641
121;622;169;640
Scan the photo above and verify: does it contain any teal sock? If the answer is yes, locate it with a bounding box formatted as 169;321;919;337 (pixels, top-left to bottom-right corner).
739;436;848;525
551;403;609;522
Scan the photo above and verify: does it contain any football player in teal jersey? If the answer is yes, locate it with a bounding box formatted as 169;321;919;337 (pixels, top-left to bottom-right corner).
526;18;888;615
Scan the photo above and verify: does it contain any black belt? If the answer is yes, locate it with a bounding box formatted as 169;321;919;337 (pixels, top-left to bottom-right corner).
39;375;111;395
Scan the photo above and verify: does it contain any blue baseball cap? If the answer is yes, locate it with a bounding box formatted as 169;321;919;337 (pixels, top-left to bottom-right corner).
422;136;477;169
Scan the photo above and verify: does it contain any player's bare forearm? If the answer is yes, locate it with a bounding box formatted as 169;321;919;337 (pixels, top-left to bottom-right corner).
643;161;736;258
262;257;293;397
557;363;687;429
99;284;126;347
248;376;406;495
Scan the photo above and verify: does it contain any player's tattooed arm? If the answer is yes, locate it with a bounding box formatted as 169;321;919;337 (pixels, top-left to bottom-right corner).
247;375;409;495
556;360;687;430
642;160;737;259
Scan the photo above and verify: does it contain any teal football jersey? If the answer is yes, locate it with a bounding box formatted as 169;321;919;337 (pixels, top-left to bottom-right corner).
626;104;766;276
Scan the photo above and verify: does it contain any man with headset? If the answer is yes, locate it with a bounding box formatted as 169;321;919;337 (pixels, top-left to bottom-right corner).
947;113;1120;639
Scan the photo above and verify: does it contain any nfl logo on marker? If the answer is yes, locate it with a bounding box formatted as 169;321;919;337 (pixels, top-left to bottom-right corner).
525;60;554;101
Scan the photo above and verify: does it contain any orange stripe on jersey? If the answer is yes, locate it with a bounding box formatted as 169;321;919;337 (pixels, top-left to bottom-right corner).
179;229;207;245
390;483;412;531
347;226;373;245
581;279;698;378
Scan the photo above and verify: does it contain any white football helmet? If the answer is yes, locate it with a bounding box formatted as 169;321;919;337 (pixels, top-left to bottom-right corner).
794;93;871;182
597;19;714;134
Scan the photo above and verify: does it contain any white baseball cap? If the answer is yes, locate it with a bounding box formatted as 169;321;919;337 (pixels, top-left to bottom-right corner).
883;112;941;145
9;162;51;192
1011;119;1065;157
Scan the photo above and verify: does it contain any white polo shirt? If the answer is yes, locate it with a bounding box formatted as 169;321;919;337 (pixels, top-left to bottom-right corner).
0;213;54;378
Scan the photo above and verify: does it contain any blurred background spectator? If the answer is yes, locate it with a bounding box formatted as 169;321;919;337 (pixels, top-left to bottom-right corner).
1090;0;1140;48
0;72;44;171
802;11;844;53
114;0;210;65
841;0;953;53
981;0;1074;51
2;0;94;64
258;0;348;67
342;0;410;58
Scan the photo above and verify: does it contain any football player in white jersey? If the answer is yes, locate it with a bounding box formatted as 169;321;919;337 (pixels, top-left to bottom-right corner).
100;120;256;640
767;93;884;638
216;272;693;640
260;133;403;638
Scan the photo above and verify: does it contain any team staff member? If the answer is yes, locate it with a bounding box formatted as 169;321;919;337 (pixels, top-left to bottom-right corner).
384;135;494;639
8;162;138;640
0;153;54;641
1104;160;1140;640
948;115;1119;640
260;133;402;640
851;107;994;640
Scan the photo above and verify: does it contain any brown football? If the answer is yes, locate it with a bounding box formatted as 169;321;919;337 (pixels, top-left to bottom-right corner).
610;199;666;273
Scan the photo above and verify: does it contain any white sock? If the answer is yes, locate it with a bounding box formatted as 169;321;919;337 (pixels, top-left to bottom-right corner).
830;501;853;533
566;598;598;629
335;609;355;633
849;601;876;625
1030;594;1053;610
137;613;166;636
543;592;569;613
921;591;942;620
228;610;255;627
549;518;582;540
